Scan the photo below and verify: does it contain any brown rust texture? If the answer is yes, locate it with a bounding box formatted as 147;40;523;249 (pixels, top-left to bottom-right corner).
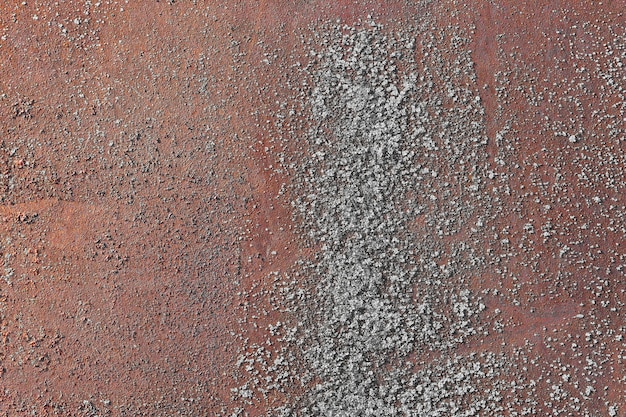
0;0;625;416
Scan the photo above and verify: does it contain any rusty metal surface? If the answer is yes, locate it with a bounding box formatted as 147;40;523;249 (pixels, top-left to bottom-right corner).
0;1;625;416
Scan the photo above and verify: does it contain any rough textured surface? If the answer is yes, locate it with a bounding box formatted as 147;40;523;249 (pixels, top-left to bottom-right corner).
1;1;625;416
231;3;626;416
291;21;498;416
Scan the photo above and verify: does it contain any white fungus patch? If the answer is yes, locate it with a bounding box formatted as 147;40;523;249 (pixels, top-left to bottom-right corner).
229;19;512;417
289;20;505;417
